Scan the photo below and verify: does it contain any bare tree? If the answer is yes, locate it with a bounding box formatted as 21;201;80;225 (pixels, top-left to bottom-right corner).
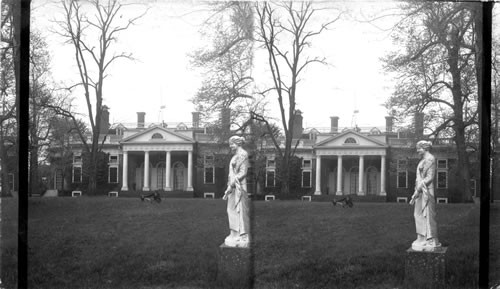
383;1;480;201
191;2;256;142
254;2;341;194
29;29;59;196
0;0;19;195
54;0;145;193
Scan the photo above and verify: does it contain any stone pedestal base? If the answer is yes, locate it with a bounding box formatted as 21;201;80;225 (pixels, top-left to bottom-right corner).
216;244;253;288
404;247;447;289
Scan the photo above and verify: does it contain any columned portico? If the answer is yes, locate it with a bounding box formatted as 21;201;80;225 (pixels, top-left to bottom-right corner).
336;156;343;195
119;126;195;192
121;151;129;191
380;155;386;195
314;156;322;195
316;153;387;196
121;148;193;192
143;151;150;191
165;151;172;191
358;155;365;195
314;130;388;196
186;151;193;191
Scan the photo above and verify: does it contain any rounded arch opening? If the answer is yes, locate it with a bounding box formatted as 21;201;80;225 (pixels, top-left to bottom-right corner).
365;166;379;195
172;161;186;190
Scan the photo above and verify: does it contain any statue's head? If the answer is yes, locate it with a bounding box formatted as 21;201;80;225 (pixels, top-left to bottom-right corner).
229;135;245;151
416;140;432;156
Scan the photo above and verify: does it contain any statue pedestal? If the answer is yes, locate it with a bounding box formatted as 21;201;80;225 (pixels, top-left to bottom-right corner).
404;247;447;289
216;244;253;288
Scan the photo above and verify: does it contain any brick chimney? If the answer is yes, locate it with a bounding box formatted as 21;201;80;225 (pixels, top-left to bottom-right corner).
100;105;110;134
192;112;200;129
330;116;339;133
292;110;303;138
415;112;424;139
137;112;145;128
385;116;393;133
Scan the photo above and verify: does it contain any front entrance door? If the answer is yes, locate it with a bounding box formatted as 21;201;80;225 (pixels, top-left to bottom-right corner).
55;169;63;190
157;162;165;190
328;171;336;195
173;162;185;190
366;167;378;195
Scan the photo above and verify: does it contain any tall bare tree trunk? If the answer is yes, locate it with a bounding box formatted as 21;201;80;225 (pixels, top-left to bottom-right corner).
57;0;144;194
448;27;472;202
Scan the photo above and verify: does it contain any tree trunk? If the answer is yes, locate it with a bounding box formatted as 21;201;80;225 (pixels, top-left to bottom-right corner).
87;177;97;195
448;36;472;202
86;150;98;195
279;153;291;195
280;172;290;195
455;122;472;201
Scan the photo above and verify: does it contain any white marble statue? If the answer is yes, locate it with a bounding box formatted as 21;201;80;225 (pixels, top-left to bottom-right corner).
410;140;441;251
222;136;251;248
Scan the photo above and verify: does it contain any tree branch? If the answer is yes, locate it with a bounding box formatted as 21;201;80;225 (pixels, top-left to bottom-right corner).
45;103;90;153
251;111;283;158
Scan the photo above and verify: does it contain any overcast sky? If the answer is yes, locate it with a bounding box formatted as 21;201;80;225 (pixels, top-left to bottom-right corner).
31;1;495;131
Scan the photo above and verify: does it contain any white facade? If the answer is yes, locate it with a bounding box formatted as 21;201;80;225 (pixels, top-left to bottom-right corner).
119;126;195;192
313;130;388;196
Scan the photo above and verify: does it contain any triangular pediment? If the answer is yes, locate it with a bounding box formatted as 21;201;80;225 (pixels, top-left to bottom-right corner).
120;126;194;144
314;130;386;148
113;123;127;130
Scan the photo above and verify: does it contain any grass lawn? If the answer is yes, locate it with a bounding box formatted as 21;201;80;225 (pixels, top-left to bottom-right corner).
1;197;497;289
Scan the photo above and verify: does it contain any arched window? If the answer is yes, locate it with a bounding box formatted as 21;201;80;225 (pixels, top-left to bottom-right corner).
366;167;379;195
309;128;319;140
177;123;188;130
152;133;163;139
156;162;165;189
115;124;126;136
344;137;357;144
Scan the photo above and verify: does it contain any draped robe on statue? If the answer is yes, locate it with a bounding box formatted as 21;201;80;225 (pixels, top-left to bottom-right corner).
414;154;438;239
226;148;250;236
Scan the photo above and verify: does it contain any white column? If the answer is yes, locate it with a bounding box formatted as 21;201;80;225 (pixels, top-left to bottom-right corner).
380;155;386;196
358;155;365;195
121;151;129;191
314;155;322;195
186;150;193;191
143;151;150;191
336;155;343;195
165;151;172;191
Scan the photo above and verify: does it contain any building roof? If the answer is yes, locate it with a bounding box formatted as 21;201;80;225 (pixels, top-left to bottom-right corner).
314;129;387;148
120;125;195;144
